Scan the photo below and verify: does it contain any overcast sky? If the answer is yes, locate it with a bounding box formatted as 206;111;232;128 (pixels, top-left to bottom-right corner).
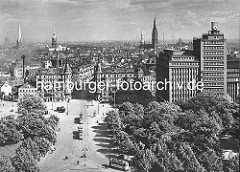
0;0;239;43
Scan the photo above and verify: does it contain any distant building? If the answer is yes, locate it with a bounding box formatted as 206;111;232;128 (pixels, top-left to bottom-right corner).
0;82;12;96
36;58;72;102
139;16;158;51
227;60;239;102
96;65;136;102
14;62;42;79
72;65;94;83
193;22;227;96
43;60;52;69
18;83;38;101
156;50;200;103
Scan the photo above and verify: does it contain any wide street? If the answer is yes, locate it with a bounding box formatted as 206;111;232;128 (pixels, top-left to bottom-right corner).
39;99;120;172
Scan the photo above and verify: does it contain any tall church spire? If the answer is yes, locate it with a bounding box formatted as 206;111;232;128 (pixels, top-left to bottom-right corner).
52;29;57;48
18;24;22;42
153;15;156;29
140;30;144;45
152;15;158;49
16;24;22;48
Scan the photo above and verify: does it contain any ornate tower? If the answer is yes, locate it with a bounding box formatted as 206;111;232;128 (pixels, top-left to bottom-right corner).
52;29;57;48
152;16;158;49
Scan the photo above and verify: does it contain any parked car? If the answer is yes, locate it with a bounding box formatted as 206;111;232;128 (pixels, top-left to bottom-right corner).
56;106;65;113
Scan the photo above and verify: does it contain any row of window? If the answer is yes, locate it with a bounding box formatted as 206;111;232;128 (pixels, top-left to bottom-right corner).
203;72;224;76
38;75;64;79
19;89;36;92
172;56;195;61
228;73;239;76
204;88;224;92
203;46;224;50
203;67;224;70
204;51;224;55
227;78;239;81
203;41;224;45
171;63;199;66
204;83;224;86
98;74;135;78
228;69;239;72
203;78;224;81
203;62;224;66
203;56;223;60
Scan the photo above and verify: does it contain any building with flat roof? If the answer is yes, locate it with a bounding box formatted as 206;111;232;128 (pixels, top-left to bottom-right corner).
193;22;227;96
227;60;239;102
156;49;200;103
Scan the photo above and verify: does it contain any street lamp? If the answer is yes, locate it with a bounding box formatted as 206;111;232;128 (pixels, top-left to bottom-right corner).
66;98;69;115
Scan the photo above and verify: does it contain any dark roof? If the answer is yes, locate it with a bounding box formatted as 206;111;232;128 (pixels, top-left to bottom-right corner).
227;60;240;69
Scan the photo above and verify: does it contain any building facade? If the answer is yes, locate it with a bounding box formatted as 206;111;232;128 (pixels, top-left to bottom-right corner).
14;62;42;78
36;58;72;102
18;83;38;101
96;65;136;102
0;82;12;96
72;65;94;83
193;22;227;96
227;60;239;102
156;50;200;103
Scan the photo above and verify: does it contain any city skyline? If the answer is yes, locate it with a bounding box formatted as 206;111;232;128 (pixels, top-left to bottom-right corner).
0;0;240;43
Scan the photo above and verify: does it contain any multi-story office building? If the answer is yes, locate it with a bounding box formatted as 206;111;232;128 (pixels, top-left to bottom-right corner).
227;60;239;102
193;22;227;96
156;50;200;103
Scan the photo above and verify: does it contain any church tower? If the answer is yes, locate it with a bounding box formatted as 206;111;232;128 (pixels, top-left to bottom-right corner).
52;29;57;48
140;30;144;46
16;24;22;48
152;16;158;49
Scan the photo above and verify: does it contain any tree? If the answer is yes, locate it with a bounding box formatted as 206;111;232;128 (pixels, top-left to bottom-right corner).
104;110;122;131
18;95;46;115
11;146;40;172
33;137;51;157
17;114;56;144
198;149;223;172
225;154;239;172
133;149;157;172
0;155;15;172
21;138;41;161
0;122;23;146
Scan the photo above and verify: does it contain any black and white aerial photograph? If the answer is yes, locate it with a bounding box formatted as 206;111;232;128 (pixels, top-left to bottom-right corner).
0;0;239;172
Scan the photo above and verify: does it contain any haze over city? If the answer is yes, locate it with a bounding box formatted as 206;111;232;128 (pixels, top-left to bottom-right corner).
0;0;240;43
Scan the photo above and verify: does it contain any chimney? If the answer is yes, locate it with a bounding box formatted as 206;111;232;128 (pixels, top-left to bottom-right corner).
21;55;26;82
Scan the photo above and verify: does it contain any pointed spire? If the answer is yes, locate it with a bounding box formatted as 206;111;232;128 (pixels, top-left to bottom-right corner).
152;15;158;48
64;55;71;74
153;15;157;28
18;24;22;42
52;28;56;39
140;30;144;45
52;28;57;48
